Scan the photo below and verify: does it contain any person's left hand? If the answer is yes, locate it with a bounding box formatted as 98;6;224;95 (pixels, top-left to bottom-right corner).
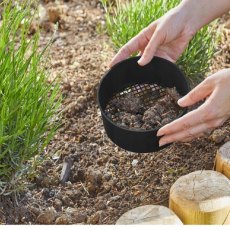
157;68;230;146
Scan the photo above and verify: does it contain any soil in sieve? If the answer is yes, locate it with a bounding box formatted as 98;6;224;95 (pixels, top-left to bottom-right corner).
105;87;182;130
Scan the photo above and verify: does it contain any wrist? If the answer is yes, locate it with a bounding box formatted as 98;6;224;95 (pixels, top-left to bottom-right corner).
177;0;202;33
179;0;230;32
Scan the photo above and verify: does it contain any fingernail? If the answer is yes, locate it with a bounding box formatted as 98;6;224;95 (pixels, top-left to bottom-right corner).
159;141;167;147
177;98;183;104
177;97;185;106
109;62;114;68
157;129;164;136
137;58;144;66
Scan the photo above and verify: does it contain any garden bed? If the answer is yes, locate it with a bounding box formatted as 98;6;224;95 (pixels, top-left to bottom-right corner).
0;0;230;225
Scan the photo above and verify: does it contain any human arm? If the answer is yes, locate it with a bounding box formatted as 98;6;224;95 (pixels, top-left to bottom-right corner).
110;0;230;67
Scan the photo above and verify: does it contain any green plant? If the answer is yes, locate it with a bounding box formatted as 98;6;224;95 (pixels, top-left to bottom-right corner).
0;0;61;194
102;0;217;82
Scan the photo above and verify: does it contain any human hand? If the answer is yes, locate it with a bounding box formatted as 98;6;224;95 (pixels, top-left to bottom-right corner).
157;69;230;146
110;4;196;67
110;0;230;68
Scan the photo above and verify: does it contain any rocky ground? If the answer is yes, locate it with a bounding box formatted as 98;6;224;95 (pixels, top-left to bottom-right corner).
0;0;230;225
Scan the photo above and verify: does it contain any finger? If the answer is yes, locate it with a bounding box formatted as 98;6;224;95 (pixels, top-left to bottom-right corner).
157;106;206;137
138;29;164;66
109;24;157;67
158;121;214;146
157;96;223;137
155;49;175;63
177;78;213;107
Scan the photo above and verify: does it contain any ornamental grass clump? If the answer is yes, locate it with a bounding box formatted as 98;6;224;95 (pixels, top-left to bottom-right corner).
0;0;61;194
102;0;217;82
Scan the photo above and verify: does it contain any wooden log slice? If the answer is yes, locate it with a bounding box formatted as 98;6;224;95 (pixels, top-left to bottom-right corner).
215;142;230;179
169;170;230;224
116;205;183;225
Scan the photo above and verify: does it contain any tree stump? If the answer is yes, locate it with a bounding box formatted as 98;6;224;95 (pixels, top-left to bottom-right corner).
116;205;183;225
215;142;230;179
169;170;230;225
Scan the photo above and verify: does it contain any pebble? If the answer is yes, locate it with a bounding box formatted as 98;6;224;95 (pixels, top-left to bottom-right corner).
53;198;62;211
62;195;74;207
55;215;70;224
72;212;87;223
87;211;101;224
36;207;56;224
87;169;103;186
95;200;106;210
40;177;51;187
110;195;121;202
210;129;226;144
131;159;138;167
47;4;67;23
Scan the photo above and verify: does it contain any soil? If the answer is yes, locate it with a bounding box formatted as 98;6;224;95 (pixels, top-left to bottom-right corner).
105;87;182;130
0;0;230;225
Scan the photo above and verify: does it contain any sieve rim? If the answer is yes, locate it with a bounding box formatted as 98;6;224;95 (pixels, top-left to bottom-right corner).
98;56;188;134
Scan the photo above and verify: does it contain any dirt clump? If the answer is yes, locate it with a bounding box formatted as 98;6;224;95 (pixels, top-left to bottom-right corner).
105;87;182;130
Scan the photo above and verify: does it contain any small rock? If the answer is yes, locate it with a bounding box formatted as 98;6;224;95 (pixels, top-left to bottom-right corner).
62;195;73;207
53;199;62;211
42;188;55;198
36;207;56;224
103;173;112;181
60;156;73;184
40;177;51;187
87;211;101;224
72;212;87;223
55;215;70;224
95;200;106;210
210;129;226;144
110;195;121;202
87;169;103;186
131;159;138;167
47;4;67;23
30;207;41;216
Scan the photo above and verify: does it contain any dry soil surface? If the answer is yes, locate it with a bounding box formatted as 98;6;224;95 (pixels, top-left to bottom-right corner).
0;0;230;225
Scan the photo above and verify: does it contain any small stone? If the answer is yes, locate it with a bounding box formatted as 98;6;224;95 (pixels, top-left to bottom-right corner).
36;207;56;224
210;130;226;144
110;195;121;202
62;195;73;207
53;199;62;211
47;5;67;23
87;211;101;224
30;207;41;216
42;188;55;198
60;156;73;184
72;212;87;223
87;169;102;184
103;173;112;181
55;215;70;224
131;159;138;167
40;177;51;187
95;200;106;210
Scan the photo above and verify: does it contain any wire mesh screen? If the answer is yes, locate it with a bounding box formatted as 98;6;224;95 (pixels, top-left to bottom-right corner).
104;83;166;124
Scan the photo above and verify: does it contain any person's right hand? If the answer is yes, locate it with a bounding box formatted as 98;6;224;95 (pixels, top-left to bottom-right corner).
110;0;230;68
110;4;197;67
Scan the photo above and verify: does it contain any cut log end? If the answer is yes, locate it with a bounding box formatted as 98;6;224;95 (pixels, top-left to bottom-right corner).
169;170;230;225
116;205;183;225
215;141;230;179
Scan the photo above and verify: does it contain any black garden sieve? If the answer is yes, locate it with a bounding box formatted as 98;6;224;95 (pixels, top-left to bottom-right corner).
98;56;190;153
